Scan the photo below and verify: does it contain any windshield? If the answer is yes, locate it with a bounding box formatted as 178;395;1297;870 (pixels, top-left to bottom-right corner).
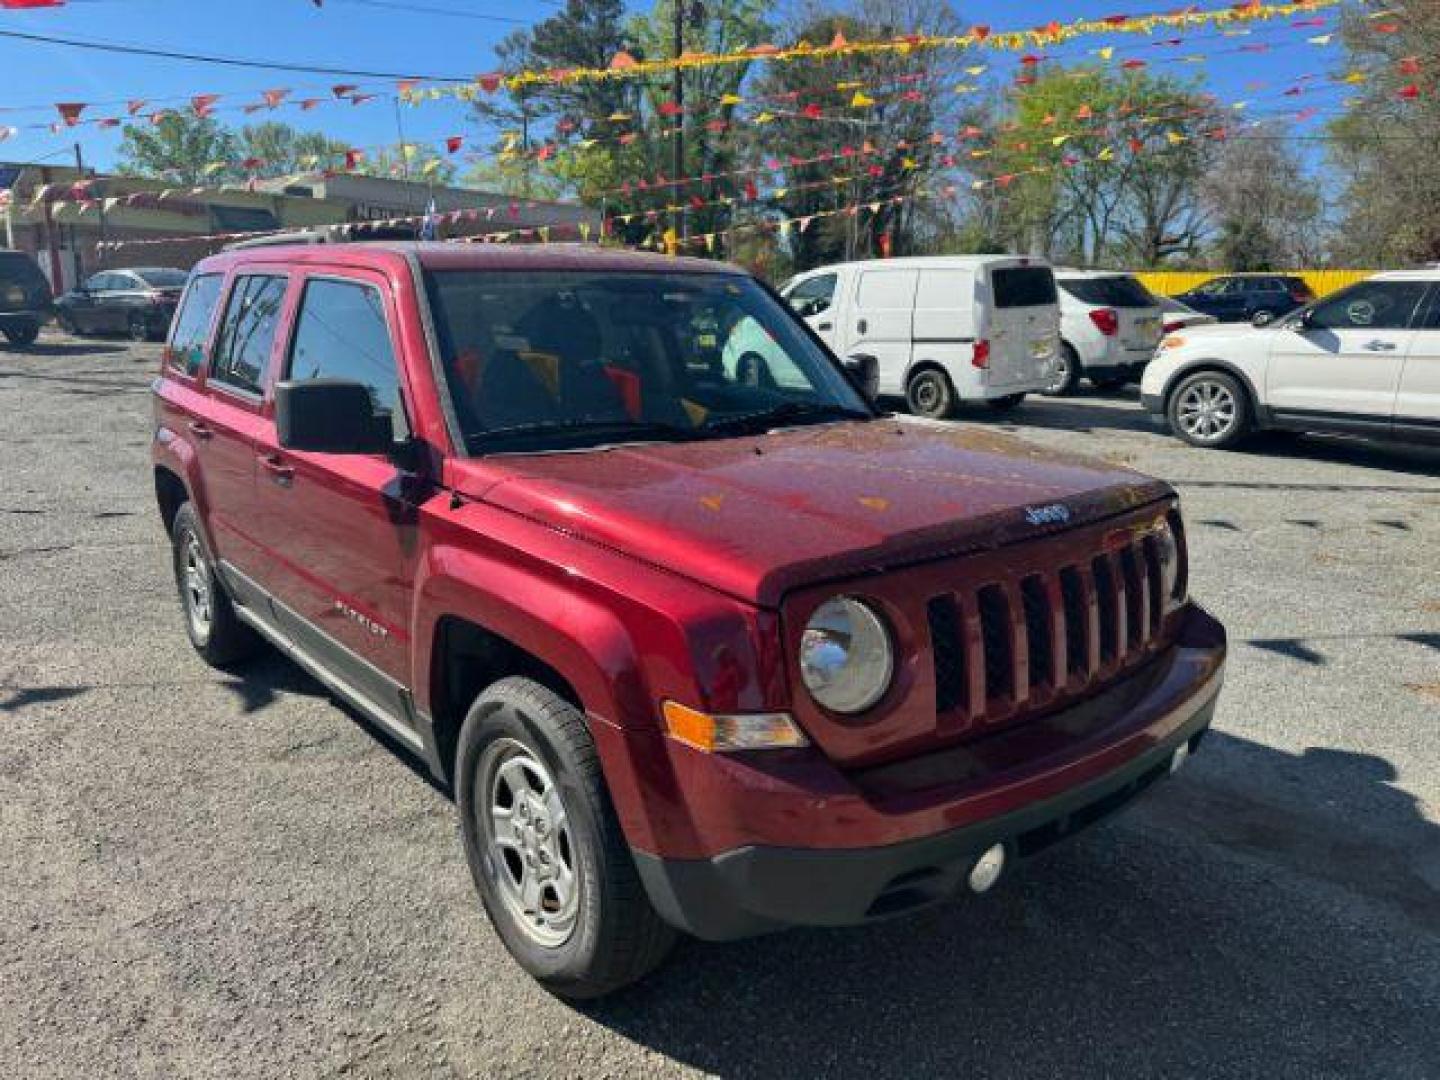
424;270;871;455
1060;276;1156;308
135;269;190;288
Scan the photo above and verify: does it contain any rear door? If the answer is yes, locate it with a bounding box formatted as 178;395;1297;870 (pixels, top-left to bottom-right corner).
1394;288;1440;444
247;270;427;741
849;268;918;395
1267;279;1428;430
71;272;110;333
1188;278;1245;322
194;271;292;580
985;262;1059;388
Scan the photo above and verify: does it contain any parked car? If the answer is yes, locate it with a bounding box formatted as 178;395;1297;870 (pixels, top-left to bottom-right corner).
153;242;1226;997
1158;295;1217;334
1143;272;1440;449
1173;274;1315;326
55;267;188;341
0;248;54;347
1048;270;1164;395
779;255;1061;418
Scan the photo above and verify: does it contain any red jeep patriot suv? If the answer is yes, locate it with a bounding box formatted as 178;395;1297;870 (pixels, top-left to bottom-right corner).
152;243;1226;998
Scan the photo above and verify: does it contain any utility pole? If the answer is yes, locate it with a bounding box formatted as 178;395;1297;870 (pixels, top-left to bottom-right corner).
672;0;688;245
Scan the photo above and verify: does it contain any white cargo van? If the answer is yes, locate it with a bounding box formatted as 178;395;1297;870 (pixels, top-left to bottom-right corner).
778;256;1061;418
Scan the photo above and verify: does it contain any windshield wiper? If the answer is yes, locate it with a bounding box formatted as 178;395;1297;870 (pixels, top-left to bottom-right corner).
703;401;872;435
467;417;700;449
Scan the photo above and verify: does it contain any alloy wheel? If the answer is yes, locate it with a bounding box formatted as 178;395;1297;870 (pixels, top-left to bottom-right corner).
481;738;580;949
181;530;213;639
1175;379;1238;442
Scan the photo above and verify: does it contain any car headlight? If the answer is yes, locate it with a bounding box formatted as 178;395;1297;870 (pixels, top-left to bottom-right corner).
800;597;894;714
1154;516;1187;610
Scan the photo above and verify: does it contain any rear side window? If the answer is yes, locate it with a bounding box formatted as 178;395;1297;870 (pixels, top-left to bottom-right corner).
285;278;408;439
0;251;47;290
210;274;287;395
991;266;1057;309
1060;276;1155;308
165;273;224;378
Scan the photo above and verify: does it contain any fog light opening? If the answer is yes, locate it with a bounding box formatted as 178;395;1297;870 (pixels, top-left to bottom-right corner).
1169;742;1191;775
967;843;1007;894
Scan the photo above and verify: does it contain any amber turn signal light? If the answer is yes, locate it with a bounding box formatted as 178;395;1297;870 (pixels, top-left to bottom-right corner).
660;701;809;753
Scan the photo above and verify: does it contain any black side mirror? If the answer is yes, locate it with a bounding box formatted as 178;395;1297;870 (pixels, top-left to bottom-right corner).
275;379;393;454
842;353;880;402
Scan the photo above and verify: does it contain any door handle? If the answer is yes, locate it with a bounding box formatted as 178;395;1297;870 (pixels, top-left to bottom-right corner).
817;321;833;331
259;453;295;488
857;319;868;334
186;420;213;440
1363;340;1397;351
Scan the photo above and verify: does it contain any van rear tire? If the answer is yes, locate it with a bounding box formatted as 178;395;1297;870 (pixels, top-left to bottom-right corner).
1044;344;1080;396
905;368;956;420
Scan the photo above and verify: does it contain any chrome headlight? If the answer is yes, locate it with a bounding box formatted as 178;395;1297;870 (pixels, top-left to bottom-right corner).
1154;516;1187;610
799;597;894;714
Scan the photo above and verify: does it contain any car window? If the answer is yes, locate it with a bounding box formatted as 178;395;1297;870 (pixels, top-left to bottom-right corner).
210;274;287;395
1415;288;1440;330
134;269;189;289
1306;281;1429;332
285;278;408;439
991;266;1057;308
165;273;224;377
1060;276;1155;308
1193;278;1232;297
787;273;837;317
85;272;113;292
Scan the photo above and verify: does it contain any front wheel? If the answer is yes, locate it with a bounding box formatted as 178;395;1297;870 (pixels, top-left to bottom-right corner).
905;368;957;420
2;322;40;347
1167;371;1251;450
1251;309;1277;327
456;677;676;999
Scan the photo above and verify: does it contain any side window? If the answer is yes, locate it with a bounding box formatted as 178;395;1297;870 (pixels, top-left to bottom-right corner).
1195;278;1231;297
1307;282;1429;333
211;275;287;395
85;272;114;292
165;273;224;378
788;273;837;317
285;278;408;439
1419;289;1440;330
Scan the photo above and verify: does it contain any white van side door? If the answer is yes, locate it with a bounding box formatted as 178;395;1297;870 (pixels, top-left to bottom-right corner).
850;268;919;396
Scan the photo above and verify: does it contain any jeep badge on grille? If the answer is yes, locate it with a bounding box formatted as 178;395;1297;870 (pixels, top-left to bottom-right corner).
1024;503;1072;526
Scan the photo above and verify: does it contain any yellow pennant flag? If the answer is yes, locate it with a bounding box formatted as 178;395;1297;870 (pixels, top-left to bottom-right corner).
202;162;227;176
1166;131;1188;146
1051;134;1070;147
850;91;875;108
1095;46;1114;60
720;94;742;106
964;65;987;76
1097;146;1114;161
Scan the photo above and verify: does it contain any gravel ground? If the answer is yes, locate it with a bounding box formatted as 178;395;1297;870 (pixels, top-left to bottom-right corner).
1;333;1437;1080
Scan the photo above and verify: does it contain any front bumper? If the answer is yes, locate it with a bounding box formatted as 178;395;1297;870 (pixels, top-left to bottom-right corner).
632;604;1225;940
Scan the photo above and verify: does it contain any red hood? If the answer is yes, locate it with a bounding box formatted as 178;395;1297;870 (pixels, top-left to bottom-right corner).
450;420;1170;607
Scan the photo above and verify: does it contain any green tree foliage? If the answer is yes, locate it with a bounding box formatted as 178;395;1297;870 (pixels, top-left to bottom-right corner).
353;143;458;185
1328;2;1440;264
982;66;1222;266
237;122;352;179
115;113;236;186
747;0;969;270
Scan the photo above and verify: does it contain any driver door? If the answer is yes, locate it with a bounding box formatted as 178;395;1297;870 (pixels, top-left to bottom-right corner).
785;272;840;352
1267;280;1429;429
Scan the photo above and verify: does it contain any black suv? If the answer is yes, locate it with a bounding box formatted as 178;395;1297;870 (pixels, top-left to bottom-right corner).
1173;274;1315;326
0;249;53;347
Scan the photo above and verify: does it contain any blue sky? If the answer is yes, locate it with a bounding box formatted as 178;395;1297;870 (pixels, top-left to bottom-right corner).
0;0;1352;174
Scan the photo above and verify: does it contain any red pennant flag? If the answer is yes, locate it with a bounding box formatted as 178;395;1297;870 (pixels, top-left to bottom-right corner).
744;178;759;201
478;73;503;93
1374;23;1399;34
332;84;358;99
2;0;65;7
396;79;419;94
1397;84;1421;100
349;94;376;106
262;88;290;108
971;25;990;41
96;118;120;130
1122;59;1147;69
802;103;823;119
56;102;87;126
1076;104;1094;120
1103;14;1131;26
445;136;464;154
191;94;220;117
659;100;683;117
127;99;147;116
344;149;365;170
536;144;555;161
299;98;323;111
1128;137;1145;152
690;195;705;211
241;157;263;171
1398;57;1421;76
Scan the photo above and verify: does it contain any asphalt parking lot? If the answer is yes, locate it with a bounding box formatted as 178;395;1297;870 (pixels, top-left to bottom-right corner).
2;332;1437;1080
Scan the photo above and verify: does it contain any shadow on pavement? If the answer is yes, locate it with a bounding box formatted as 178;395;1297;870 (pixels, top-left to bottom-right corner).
1;341;129;358
578;731;1439;1078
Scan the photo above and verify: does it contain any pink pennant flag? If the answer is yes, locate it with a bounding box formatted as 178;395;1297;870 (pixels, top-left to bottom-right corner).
191;94;220;117
56;102;87;126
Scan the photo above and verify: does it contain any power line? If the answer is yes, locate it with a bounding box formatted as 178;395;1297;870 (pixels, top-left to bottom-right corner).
0;27;473;82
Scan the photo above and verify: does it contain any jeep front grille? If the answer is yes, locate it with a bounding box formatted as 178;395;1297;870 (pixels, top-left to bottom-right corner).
925;525;1171;735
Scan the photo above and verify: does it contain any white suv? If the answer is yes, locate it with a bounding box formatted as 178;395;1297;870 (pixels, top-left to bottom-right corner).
1049;271;1164;395
1142;272;1440;449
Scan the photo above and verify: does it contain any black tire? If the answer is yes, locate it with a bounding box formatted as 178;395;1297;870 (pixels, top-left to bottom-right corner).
456;677;676;999
905;367;957;420
170;502;261;666
127;312;150;343
2;321;40;347
985;393;1026;411
1166;370;1251;450
1044;343;1080;396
